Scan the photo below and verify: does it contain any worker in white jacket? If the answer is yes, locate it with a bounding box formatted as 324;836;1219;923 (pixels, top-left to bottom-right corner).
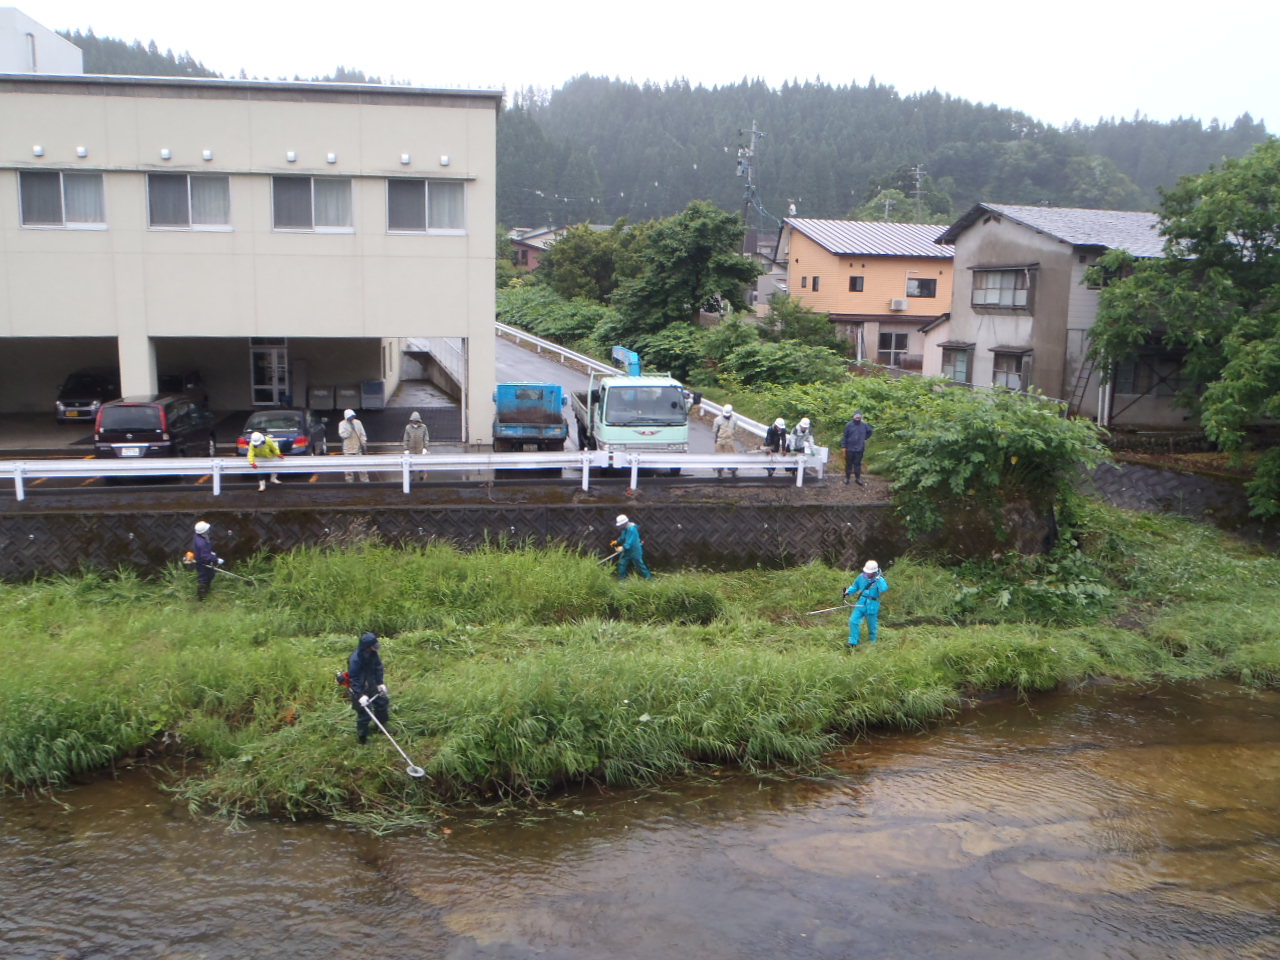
338;408;369;482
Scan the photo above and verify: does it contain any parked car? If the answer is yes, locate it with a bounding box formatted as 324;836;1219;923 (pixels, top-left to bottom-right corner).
94;394;218;461
236;409;329;456
56;369;119;423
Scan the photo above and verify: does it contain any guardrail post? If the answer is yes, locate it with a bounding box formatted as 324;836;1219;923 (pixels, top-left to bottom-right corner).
211;457;223;496
402;452;411;494
580;451;592;491
795;456;805;487
14;462;24;501
628;454;640;491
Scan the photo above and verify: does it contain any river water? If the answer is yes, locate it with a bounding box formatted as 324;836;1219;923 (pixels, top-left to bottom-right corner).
3;680;1278;960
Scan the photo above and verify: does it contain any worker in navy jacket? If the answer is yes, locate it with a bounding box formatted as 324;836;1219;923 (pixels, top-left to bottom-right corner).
348;631;389;745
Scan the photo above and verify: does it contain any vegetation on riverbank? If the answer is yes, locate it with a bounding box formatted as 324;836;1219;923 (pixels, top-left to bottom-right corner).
2;501;1278;826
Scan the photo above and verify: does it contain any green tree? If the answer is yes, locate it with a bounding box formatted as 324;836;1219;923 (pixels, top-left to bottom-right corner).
612;201;760;332
538;221;627;302
759;294;840;351
1087;139;1280;518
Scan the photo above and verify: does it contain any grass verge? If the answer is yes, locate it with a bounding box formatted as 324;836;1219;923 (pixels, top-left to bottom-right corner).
2;503;1278;826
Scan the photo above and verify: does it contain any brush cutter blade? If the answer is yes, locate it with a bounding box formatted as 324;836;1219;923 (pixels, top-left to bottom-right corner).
406;764;426;779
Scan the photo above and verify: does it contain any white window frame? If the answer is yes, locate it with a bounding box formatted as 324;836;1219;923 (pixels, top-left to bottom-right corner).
271;176;353;234
19;170;106;230
992;351;1030;390
972;268;1031;309
147;173;232;231
386;178;466;235
941;347;973;384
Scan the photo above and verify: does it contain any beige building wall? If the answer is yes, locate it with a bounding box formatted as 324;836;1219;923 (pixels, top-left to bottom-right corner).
0;75;500;439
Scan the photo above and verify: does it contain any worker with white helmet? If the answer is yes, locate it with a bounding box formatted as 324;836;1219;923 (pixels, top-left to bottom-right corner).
189;520;223;601
713;403;739;478
844;559;888;647
338;408;369;483
762;416;787;477
247;430;283;492
613;513;653;580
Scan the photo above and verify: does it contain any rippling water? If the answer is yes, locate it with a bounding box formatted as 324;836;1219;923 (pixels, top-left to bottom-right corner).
3;680;1278;959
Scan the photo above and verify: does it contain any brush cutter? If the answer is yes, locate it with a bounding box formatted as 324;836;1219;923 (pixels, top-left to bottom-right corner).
359;696;426;779
183;554;258;584
597;551;620;565
804;600;855;616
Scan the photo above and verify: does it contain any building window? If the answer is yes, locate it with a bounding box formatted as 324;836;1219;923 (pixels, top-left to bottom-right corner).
992;351;1030;390
973;269;1030;308
387;179;465;233
800;276;808;289
849;275;864;292
1112;353;1187;396
19;170;105;228
941;347;973;384
906;277;936;298
878;332;909;367
811;275;821;292
272;176;352;231
148;174;230;229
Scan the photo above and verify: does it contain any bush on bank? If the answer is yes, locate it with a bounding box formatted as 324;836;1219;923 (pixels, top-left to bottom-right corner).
2;504;1279;825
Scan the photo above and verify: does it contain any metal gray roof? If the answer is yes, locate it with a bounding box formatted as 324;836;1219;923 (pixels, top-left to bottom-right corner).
937;203;1163;257
785;219;954;259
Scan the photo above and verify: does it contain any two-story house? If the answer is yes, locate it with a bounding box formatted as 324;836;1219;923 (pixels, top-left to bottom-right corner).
929;203;1176;426
0;69;503;441
776;218;954;369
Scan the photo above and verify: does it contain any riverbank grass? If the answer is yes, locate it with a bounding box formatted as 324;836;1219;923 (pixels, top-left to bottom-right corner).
2;503;1279;823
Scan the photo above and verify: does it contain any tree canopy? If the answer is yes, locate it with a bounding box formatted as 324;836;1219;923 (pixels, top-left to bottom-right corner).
1088;138;1280;518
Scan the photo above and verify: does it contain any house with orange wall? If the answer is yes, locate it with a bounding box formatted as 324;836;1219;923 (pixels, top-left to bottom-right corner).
777;219;954;369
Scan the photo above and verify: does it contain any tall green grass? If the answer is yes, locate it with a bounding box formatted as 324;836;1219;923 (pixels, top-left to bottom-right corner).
3;508;1279;824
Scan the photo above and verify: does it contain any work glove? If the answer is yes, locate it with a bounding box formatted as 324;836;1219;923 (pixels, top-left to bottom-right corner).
377;684;387;696
615;545;623;553
252;462;258;469
216;558;224;565
404;450;411;455
359;695;370;707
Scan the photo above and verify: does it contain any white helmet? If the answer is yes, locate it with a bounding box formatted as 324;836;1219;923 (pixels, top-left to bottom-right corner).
799;417;811;429
615;514;629;527
343;408;356;419
250;431;265;446
194;521;211;534
863;559;879;574
722;404;733;415
774;417;785;428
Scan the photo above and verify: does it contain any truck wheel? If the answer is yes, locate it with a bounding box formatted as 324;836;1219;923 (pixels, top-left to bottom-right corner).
577;422;592;450
546;439;566;452
492;439;510;453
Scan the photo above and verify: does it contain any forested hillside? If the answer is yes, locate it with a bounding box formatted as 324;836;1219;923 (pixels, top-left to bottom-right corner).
499;75;1270;229
53;30;1270;232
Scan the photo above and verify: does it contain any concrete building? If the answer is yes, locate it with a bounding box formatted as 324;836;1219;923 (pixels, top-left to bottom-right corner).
776;218;954;368
0;71;502;440
931;203;1175;426
0;7;83;74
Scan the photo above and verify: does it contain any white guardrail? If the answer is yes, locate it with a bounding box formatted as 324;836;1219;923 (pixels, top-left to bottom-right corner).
0;448;828;501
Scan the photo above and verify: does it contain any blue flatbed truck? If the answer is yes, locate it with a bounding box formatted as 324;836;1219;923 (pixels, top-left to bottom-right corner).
492;382;569;452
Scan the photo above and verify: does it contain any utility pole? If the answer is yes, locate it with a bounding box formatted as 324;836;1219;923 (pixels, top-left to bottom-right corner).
911;163;926;221
736;120;780;252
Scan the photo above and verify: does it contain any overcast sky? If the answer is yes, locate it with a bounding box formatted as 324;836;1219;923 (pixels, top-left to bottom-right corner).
14;0;1278;130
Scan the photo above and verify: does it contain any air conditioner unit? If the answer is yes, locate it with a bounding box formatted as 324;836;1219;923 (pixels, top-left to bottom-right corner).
889;298;908;311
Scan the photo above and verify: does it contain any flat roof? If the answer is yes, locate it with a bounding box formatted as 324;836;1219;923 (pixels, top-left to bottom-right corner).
0;72;504;108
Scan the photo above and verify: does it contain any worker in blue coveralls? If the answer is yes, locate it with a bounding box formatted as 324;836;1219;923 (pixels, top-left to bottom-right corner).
613;513;653;580
845;559;888;647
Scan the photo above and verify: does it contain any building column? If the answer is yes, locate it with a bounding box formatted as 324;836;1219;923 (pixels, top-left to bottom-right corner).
117;330;157;397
